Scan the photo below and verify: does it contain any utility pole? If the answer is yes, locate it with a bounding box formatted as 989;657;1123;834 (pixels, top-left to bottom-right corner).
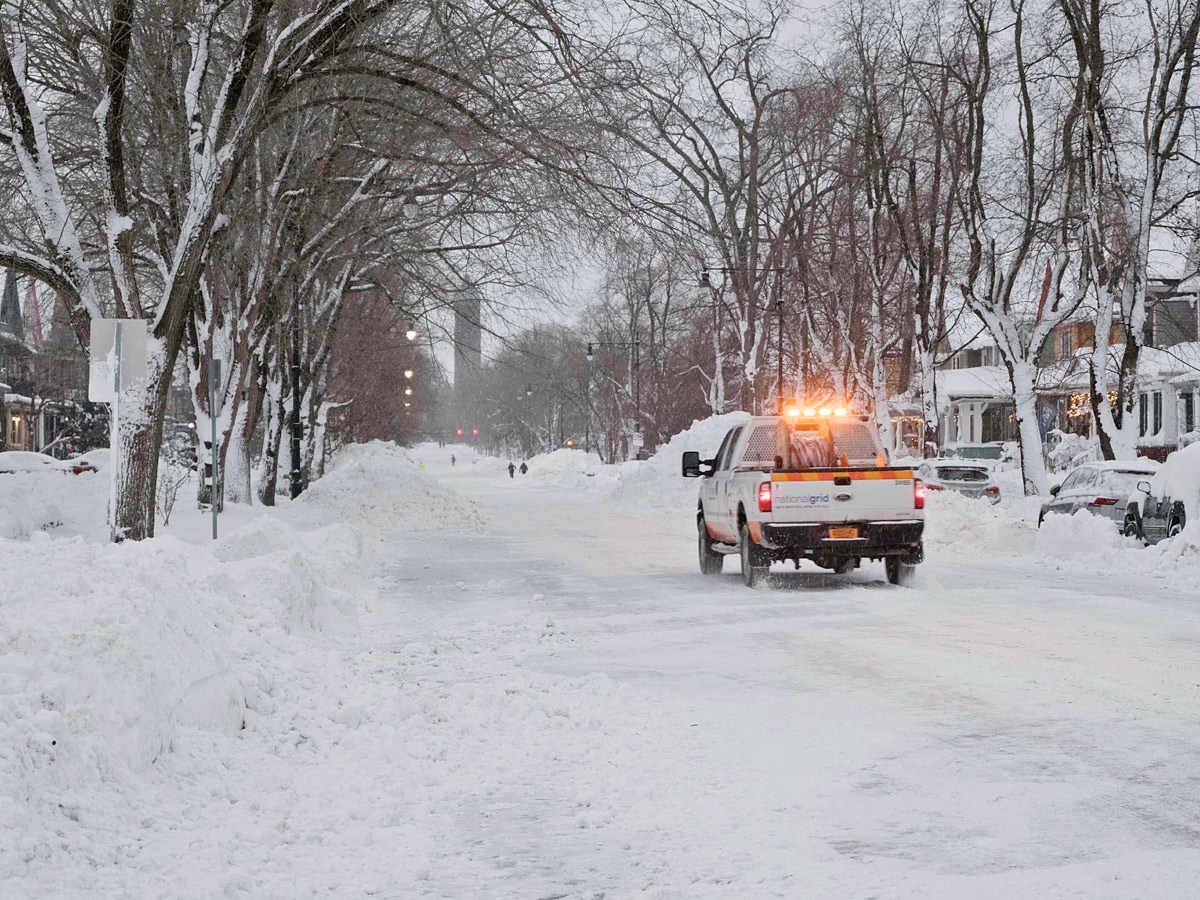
290;292;303;499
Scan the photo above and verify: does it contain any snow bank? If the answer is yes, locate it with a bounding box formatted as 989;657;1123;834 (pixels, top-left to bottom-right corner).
0;472;107;540
614;411;751;509
0;444;448;877
520;448;622;493
299;440;488;533
1034;509;1142;559
924;490;1039;555
0;513;377;867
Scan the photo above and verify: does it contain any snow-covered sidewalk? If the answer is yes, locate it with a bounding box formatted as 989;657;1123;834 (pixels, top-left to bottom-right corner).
5;441;1200;898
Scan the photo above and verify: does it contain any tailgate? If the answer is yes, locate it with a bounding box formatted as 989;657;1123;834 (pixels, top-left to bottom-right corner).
768;468;918;523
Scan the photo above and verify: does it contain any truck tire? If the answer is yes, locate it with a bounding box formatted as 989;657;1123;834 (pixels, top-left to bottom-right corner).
885;556;915;587
740;522;768;587
698;514;723;575
1169;519;1184;539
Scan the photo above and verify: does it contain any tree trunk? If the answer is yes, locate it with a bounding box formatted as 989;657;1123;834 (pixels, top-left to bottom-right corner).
257;374;286;506
1010;360;1049;496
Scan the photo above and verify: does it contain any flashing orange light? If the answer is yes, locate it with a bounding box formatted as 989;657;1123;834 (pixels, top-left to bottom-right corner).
834;408;847;416
803;408;817;416
784;406;800;418
566;439;575;447
819;407;832;416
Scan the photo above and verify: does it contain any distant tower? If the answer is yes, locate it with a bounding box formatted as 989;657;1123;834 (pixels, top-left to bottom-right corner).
453;286;482;391
0;269;23;340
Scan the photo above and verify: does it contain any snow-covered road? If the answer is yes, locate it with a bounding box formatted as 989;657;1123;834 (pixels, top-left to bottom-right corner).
10;445;1200;899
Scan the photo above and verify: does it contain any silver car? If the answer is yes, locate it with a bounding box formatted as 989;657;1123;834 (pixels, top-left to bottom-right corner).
916;458;1001;503
1039;460;1160;528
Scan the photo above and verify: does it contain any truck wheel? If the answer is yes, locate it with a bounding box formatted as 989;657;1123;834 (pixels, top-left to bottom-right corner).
698;515;723;575
886;556;915;587
740;522;768;587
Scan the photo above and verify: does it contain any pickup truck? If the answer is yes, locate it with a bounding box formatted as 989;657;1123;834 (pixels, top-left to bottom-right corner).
682;413;925;586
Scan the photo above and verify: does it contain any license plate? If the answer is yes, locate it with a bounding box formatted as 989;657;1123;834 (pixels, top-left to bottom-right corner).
828;526;859;540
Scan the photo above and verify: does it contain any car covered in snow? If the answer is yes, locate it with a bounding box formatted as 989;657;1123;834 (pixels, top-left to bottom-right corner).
1039;460;1160;528
1122;444;1200;544
916;458;1000;504
63;448;108;474
0;451;69;474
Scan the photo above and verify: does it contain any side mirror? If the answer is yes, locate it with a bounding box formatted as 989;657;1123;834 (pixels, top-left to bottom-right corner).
1137;480;1152;494
682;451;702;478
1049;484;1061;497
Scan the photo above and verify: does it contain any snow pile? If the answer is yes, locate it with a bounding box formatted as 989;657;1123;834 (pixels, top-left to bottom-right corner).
0;506;381;878
1035;509;1142;560
299;440;488;533
614;411;751;509
0;472;107;540
924;490;1038;555
521;448;621;492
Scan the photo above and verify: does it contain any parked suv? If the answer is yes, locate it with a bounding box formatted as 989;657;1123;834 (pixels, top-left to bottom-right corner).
1121;444;1199;544
1040;460;1159;528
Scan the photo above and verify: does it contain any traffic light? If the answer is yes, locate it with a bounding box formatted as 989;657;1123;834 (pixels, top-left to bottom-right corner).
456;428;463;436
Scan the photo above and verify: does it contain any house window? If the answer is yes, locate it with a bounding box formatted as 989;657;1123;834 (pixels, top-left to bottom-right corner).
1139;393;1148;437
1153;391;1163;436
1060;329;1071;359
1183;392;1195;434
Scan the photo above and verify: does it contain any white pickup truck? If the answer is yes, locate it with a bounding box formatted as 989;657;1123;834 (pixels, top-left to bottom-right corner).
682;413;926;586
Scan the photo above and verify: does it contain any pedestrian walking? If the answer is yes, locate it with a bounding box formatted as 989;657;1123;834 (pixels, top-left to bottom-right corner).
451;455;456;466
507;461;515;479
519;462;528;475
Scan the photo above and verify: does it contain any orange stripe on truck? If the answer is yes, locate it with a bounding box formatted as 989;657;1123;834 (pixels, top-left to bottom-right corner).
771;470;913;482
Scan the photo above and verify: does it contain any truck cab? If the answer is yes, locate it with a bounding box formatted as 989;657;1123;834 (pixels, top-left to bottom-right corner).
683;412;925;586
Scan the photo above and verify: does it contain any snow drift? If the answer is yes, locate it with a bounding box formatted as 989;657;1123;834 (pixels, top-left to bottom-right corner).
613;411;750;508
0;471;107;540
298;440;488;533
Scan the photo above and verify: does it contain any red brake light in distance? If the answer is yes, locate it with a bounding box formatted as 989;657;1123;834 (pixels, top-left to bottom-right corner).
914;478;926;509
758;481;772;513
985;486;1000;496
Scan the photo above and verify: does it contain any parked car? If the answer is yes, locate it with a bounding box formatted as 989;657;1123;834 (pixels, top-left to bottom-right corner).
916;458;1001;503
64;448;108;474
1039;460;1160;528
1123;444;1200;544
0;451;69;474
942;442;1016;464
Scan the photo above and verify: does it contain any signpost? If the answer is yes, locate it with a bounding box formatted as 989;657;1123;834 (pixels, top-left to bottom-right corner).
209;359;221;540
88;319;147;542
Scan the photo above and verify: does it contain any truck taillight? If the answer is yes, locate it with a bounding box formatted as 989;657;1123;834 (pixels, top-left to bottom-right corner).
914;478;926;509
1089;496;1117;506
758;481;772;513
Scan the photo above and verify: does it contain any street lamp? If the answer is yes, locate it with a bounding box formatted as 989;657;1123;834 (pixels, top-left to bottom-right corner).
585;339;643;436
404;387;412;396
404;369;413;379
406;328;418;341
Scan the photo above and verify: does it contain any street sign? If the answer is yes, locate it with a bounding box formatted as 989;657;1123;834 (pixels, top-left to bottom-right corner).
630;431;644;449
88;319;147;402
